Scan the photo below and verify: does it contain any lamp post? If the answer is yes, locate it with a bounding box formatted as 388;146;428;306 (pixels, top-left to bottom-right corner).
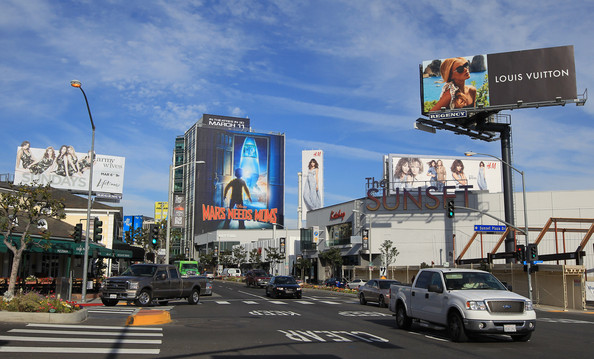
465;151;533;301
272;222;288;276
70;80;95;303
166;160;205;264
353;209;373;280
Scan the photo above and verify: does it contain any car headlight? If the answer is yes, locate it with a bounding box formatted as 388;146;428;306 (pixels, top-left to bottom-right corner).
128;282;139;290
466;300;487;310
297;287;302;291
525;300;534;311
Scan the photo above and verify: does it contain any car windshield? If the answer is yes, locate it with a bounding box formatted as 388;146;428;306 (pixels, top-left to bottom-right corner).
254;271;269;276
181;264;198;270
379;280;400;289
121;265;157;277
444;272;507;290
275;277;297;284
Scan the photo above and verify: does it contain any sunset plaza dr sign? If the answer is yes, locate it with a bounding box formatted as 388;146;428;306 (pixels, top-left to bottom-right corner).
474;225;506;232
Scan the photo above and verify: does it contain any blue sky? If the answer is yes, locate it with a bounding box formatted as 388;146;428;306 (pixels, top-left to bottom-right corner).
1;1;593;229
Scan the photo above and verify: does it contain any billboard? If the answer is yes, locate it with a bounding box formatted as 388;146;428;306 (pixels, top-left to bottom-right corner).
171;194;186;228
301;150;324;221
154;202;168;221
201;113;250;130
386;154;502;193
195;127;284;232
421;45;577;114
14;141;125;194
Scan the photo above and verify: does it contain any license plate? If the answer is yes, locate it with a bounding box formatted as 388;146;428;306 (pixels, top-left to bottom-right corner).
286;289;294;293
504;324;517;333
109;294;117;299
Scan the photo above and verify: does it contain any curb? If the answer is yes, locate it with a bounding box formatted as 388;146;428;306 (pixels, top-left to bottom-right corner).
126;309;171;326
0;308;88;324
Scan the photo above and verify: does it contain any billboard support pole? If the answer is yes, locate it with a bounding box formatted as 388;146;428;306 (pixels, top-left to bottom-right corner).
500;125;516;260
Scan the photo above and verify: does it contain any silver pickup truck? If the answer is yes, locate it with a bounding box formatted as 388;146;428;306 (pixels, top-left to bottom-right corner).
100;263;212;307
389;268;536;342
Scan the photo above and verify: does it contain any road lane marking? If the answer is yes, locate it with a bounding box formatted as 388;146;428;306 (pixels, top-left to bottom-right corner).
0;347;160;355
26;323;162;331
295;300;314;305
10;329;163;337
243;301;259;304
269;301;287;305
216;301;231;304
0;335;162;344
319;301;340;305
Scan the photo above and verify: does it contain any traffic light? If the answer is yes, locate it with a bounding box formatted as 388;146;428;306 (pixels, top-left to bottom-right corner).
73;223;83;242
516;244;526;262
151;225;159;248
447;200;455;218
93;217;103;242
527;243;538;261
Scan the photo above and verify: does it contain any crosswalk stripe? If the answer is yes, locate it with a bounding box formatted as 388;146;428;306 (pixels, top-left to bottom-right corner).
243;301;259;304
0;347;160;355
268;301;287;305
216;301;231;304
319;301;341;305
27;323;162;331
295;300;315;305
10;329;163;337
0;335;161;344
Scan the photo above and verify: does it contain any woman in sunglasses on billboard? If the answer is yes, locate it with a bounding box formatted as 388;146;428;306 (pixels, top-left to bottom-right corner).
430;57;476;111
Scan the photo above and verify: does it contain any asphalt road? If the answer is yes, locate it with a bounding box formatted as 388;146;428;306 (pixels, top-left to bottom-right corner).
0;281;592;358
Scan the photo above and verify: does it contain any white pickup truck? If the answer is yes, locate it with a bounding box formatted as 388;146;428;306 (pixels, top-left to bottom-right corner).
388;268;536;342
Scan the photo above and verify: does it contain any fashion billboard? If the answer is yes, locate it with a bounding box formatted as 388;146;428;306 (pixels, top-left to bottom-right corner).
14;141;125;194
301;150;324;221
194;127;284;232
386;154;502;194
421;45;577;114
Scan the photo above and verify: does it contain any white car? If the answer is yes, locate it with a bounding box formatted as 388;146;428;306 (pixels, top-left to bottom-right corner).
347;279;366;289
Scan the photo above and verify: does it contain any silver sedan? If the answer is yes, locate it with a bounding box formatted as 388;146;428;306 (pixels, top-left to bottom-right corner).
358;279;400;308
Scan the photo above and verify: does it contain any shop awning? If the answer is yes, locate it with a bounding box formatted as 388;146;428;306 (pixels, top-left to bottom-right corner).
0;236;122;258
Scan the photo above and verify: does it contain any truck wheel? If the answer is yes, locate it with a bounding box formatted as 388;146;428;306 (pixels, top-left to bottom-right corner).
448;312;469;342
511;332;532;342
378;295;387;308
395;303;412;330
135;289;152;307
188;288;200;305
101;298;119;307
359;293;367;305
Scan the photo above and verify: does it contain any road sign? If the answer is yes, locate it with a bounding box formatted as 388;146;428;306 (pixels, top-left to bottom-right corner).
474;225;506;232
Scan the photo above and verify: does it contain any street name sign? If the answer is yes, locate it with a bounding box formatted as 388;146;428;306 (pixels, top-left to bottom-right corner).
474;225;507;232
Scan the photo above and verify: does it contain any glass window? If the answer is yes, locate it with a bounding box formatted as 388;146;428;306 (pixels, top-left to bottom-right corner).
414;271;432;289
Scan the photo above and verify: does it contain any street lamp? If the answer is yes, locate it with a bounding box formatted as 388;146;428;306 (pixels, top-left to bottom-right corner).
353;209;373;280
465;151;533;301
165;160;205;264
70;80;95;303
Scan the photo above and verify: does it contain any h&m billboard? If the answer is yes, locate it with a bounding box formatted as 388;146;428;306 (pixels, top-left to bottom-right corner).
421;45;577;114
301;150;324;221
385;154;502;194
195;127;284;232
14;141;125;195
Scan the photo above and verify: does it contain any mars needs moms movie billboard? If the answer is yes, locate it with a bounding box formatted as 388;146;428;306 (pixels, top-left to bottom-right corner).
421;45;577;114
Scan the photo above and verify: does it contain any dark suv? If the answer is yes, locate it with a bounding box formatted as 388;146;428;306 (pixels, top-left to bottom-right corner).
245;269;271;288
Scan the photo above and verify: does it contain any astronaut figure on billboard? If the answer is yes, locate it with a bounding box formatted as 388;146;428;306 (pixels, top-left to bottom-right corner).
239;137;260;191
223;168;252;229
303;158;321;211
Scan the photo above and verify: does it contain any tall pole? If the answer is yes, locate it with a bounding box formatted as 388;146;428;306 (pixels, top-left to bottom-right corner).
71;80;95;303
500;125;516;257
165;164;173;264
465;151;533;301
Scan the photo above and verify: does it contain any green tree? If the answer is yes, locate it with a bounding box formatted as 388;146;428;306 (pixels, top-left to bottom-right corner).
199;251;217;271
0;183;65;298
219;250;233;268
264;247;285;275
319;247;343;278
249;248;262;269
380;240;400;267
232;246;247;268
294;257;312;282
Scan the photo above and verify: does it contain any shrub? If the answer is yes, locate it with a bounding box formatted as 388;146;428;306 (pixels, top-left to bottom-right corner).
1;292;81;313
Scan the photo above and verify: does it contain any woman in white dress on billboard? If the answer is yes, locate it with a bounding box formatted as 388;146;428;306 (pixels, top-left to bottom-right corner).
303;158;321;211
